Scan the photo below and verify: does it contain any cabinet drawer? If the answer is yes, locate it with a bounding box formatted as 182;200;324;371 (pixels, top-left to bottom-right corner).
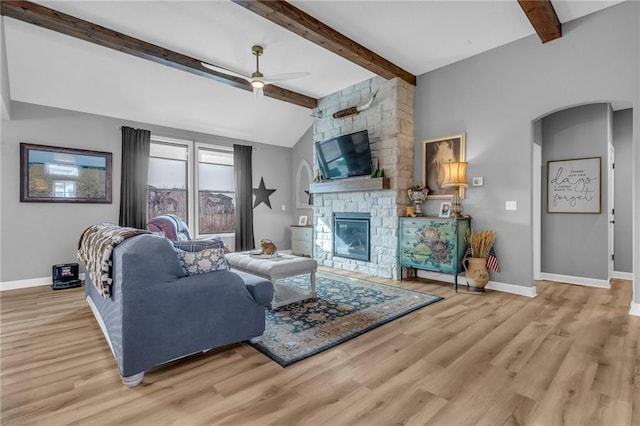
291;227;312;240
292;240;312;256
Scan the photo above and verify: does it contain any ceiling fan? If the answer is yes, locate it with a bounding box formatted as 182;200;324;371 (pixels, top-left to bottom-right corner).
201;45;309;100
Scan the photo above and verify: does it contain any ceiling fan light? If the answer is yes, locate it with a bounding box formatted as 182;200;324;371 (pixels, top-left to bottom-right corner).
251;80;265;89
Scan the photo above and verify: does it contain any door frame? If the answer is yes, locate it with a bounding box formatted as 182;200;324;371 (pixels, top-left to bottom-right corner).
533;143;542;281
608;141;615;279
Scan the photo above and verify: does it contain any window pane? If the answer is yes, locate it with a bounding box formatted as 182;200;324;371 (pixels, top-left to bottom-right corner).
199;163;234;192
198;149;233;166
148;157;186;189
148;156;188;222
199;191;235;234
198;152;235;234
150;143;188;161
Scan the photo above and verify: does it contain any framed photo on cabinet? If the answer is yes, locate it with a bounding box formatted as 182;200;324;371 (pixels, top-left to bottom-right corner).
438;202;452;218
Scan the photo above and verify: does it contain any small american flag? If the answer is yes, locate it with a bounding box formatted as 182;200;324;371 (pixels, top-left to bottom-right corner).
463;247;501;273
486;247;501;273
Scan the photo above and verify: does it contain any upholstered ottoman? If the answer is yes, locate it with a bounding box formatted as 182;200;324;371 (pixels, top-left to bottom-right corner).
225;252;317;309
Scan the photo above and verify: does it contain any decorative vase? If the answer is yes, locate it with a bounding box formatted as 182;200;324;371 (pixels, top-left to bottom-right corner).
463;257;489;292
407;188;428;216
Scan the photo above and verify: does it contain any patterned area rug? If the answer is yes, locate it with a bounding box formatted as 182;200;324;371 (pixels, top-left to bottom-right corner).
250;271;443;366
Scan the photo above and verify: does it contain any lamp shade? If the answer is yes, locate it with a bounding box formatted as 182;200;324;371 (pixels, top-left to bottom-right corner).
441;162;469;188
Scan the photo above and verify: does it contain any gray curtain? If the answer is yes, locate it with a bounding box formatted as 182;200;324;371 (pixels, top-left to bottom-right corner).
119;126;151;229
234;144;255;251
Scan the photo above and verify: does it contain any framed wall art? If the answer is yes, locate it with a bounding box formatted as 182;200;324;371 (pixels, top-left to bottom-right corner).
422;133;466;199
20;143;112;203
547;156;601;214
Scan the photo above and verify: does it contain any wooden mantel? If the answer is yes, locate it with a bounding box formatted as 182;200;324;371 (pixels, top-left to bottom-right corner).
309;177;390;194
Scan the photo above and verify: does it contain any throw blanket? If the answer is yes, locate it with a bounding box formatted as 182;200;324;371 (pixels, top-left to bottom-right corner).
78;223;150;298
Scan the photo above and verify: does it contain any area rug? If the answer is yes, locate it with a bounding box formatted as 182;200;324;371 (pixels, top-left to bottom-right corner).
250;271;443;366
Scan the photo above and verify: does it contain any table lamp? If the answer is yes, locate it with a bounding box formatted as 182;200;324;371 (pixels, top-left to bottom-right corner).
442;161;468;218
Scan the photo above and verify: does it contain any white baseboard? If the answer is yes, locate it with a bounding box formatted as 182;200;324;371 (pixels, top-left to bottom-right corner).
1;276;50;291
0;273;85;291
540;273;610;289
612;271;633;281
486;280;537;298
416;270;457;284
630;302;640;317
416;270;536;298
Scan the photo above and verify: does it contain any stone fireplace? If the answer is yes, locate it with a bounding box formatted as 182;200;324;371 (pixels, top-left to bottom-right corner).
311;76;415;280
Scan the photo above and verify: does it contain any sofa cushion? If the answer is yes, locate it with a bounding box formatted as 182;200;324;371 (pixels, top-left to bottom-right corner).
174;247;230;276
173;238;225;252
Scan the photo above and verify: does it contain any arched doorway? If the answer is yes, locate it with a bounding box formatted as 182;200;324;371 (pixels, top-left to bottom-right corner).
531;102;634;296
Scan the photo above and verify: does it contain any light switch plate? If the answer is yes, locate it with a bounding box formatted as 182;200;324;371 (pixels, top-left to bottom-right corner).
472;177;484;186
506;201;517;211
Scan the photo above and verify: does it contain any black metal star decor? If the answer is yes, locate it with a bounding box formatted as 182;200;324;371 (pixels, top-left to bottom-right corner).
253;177;277;209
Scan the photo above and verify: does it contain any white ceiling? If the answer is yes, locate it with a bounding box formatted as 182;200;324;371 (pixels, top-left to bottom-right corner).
2;0;623;148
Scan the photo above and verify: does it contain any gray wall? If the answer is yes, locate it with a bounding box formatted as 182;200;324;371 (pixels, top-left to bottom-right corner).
291;125;314;217
613;108;633;273
1;18;10;120
415;1;638;289
252;143;293;252
540;104;609;279
1;101;293;282
0;18;7;283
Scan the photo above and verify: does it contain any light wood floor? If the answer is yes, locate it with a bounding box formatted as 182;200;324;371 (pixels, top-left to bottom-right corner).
1;267;638;425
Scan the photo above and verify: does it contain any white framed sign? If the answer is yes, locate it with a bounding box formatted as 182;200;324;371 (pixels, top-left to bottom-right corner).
547;157;601;214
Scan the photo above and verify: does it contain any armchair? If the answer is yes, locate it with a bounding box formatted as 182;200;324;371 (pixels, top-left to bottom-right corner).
147;214;193;241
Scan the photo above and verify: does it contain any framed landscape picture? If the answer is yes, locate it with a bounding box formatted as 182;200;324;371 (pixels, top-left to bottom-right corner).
20;143;112;203
422;133;466;199
547;157;601;213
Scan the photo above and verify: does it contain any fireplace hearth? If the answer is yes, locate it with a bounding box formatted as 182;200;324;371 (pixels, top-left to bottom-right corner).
333;213;370;262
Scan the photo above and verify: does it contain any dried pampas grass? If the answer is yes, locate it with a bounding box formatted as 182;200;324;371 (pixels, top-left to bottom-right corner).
466;229;496;259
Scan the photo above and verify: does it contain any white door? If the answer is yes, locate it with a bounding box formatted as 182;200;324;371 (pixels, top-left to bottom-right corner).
608;142;615;279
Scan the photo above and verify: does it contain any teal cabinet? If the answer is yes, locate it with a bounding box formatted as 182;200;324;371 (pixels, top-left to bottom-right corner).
398;217;470;291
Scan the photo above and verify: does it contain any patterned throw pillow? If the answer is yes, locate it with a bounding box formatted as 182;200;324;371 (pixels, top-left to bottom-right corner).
174;247;230;276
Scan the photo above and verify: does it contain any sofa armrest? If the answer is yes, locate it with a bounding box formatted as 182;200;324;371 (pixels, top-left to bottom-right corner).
118;270;269;376
232;270;274;306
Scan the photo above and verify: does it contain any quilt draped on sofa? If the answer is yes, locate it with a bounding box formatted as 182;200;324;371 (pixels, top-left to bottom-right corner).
78;223;150;297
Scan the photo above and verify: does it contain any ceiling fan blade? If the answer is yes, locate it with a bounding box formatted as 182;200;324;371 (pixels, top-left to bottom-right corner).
253;86;264;101
263;72;310;84
201;62;251;82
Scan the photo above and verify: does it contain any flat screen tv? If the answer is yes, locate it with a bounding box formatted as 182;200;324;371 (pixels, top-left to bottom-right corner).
315;130;373;180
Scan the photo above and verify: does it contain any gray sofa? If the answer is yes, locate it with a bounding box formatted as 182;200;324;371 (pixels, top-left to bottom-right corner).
84;234;273;387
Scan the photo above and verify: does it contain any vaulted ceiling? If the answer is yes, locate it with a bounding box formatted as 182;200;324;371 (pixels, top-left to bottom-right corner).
1;1;623;147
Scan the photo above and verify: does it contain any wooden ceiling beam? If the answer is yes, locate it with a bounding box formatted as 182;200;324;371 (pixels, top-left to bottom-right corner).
517;0;562;43
0;0;318;109
232;0;416;86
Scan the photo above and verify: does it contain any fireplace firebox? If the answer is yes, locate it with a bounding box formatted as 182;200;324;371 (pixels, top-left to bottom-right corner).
333;213;370;262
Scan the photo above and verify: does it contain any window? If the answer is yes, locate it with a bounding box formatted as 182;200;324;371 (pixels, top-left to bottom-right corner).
197;146;235;234
47;164;79;176
53;181;76;198
147;137;235;237
148;140;189;223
